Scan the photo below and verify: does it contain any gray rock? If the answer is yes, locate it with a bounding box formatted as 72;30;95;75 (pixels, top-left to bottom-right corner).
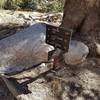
61;91;70;100
64;40;89;65
17;82;57;100
95;42;100;56
0;23;54;74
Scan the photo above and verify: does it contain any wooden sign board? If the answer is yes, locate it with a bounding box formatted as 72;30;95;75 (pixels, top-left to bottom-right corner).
46;24;73;52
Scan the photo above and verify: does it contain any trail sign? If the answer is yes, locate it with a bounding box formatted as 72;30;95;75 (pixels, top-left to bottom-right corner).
46;24;73;52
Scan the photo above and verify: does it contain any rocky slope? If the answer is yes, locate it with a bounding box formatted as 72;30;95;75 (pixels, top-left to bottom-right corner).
0;10;99;100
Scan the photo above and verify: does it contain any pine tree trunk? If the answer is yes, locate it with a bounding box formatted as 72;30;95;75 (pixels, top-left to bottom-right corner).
61;0;100;56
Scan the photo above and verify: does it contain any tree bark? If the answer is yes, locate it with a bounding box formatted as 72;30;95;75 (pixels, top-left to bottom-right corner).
61;0;100;56
61;0;100;98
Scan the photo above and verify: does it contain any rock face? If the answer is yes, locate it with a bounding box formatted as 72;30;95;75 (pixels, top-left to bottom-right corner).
0;23;54;74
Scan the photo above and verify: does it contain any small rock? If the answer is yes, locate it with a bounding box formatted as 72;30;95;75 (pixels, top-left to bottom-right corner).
64;40;89;65
69;90;78;98
0;23;54;74
82;90;95;100
62;91;70;100
95;42;100;56
75;96;84;100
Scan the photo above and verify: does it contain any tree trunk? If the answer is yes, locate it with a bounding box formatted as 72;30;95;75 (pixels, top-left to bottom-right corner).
60;0;100;99
61;0;100;56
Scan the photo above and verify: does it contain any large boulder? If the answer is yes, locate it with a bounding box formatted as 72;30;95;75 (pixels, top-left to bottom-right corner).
0;23;54;74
